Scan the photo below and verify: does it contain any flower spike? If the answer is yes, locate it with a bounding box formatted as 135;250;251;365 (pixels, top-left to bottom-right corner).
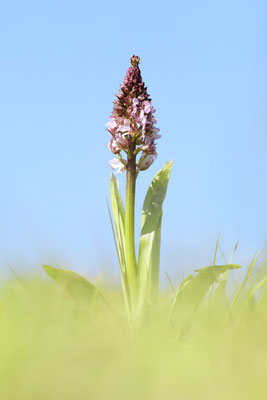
106;55;161;173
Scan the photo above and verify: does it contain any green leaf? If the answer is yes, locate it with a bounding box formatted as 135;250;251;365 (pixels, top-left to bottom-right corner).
171;264;241;316
43;265;105;309
194;264;241;273
109;174;130;314
138;160;173;307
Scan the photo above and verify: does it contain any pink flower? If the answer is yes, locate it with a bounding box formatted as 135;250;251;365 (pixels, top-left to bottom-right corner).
139;110;147;125
107;137;120;154
106;117;117;131
118;119;131;133
114;133;128;150
143;101;152;114
109;158;125;174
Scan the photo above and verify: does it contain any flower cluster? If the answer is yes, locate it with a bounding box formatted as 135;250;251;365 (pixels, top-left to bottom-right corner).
106;55;161;173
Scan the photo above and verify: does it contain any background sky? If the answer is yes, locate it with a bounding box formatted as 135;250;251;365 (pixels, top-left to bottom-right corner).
0;0;266;283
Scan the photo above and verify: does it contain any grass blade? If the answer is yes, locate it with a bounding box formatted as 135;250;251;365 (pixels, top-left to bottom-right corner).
213;233;221;265
231;253;261;307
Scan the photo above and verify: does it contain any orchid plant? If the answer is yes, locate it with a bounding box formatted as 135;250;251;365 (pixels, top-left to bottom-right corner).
106;55;172;316
42;55;242;322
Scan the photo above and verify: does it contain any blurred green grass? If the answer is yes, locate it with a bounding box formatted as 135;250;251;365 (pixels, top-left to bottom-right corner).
1;262;267;400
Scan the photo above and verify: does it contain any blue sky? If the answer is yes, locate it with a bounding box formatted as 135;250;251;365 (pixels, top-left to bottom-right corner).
0;0;266;282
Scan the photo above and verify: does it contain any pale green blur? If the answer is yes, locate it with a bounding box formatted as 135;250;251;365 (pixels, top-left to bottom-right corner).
0;260;267;400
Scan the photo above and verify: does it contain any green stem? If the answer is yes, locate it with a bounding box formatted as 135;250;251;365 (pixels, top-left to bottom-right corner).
125;154;138;312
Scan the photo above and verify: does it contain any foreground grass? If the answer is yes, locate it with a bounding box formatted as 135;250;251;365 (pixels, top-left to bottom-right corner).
0;261;267;400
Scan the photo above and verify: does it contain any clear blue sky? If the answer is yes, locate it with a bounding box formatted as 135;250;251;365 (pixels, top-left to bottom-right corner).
0;0;266;282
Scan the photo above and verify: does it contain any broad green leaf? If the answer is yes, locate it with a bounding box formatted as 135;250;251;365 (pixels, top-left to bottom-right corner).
109;174;130;314
194;264;241;273
171;264;241;316
43;265;105;309
138;160;173;308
